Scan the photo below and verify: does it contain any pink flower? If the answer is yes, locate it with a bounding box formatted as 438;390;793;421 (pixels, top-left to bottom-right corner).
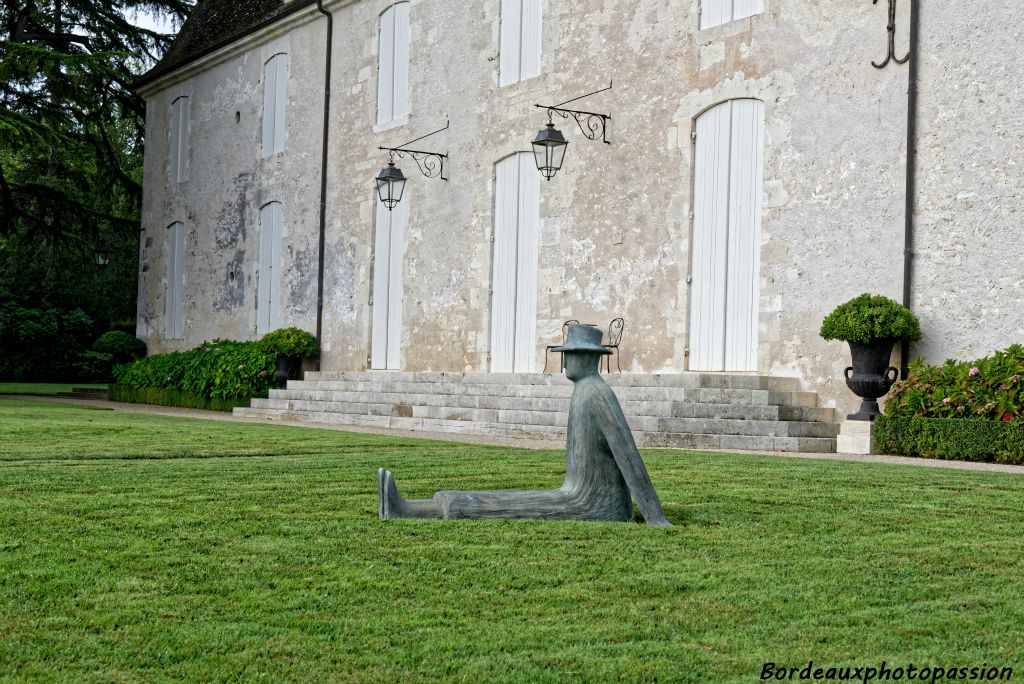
969;367;980;376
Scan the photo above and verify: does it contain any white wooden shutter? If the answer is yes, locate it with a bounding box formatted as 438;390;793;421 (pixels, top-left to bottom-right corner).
724;99;764;371
491;155;520;372
689;99;764;371
377;3;409;125
701;0;764;29
392;3;410;120
733;0;765;22
165;222;185;339
257;202;283;335
513;153;540;372
170;96;189;183
700;0;731;30
520;0;542;82
377;7;396;124
491;153;539;373
689;103;731;370
500;0;541;86
499;0;522;86
262;54;288;157
371;197;406;369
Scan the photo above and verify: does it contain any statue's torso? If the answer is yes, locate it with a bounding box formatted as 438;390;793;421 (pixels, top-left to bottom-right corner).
563;377;633;519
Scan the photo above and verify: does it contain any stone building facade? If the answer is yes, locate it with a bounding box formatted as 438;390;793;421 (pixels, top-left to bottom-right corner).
135;0;1023;414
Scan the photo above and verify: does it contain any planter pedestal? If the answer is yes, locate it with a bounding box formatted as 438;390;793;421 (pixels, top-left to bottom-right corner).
836;420;879;455
275;355;301;387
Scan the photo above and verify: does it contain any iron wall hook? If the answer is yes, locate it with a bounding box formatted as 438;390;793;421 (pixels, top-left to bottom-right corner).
872;0;910;69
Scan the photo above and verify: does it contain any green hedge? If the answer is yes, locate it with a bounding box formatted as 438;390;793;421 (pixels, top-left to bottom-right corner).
112;339;276;401
875;416;1024;465
108;385;250;412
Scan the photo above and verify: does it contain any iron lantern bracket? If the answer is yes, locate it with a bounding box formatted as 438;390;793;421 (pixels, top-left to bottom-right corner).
534;81;613;144
379;121;449;180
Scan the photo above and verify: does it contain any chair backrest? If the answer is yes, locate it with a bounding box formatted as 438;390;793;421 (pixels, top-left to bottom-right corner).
561;319;579;341
607;318;624;346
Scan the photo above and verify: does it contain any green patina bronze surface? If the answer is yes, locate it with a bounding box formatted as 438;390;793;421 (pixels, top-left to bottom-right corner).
378;325;671;526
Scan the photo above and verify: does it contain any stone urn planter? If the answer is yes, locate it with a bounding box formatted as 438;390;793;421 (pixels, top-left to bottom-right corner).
820;293;922;423
844;339;900;421
257;327;320;390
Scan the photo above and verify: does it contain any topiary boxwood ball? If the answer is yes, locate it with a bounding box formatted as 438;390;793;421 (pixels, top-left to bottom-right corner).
257;327;320;358
820;293;921;344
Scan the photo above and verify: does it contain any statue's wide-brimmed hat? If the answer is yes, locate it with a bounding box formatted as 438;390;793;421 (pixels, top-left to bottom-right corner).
550;324;611;354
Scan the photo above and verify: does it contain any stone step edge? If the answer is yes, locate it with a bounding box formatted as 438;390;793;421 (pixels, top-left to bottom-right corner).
235;407;835;453
273;385;821;407
261;391;829;415
302;371;803;391
250;398;836;429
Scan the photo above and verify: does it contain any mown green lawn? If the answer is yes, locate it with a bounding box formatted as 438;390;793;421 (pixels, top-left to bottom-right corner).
0;383;107;396
1;397;1022;682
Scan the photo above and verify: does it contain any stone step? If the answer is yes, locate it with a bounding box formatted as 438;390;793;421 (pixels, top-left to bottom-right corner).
640;432;837;453
252;395;834;426
272;384;820;407
235;407;835;453
248;398;833;437
249;398;664;431
303;371;802;391
655;417;838;439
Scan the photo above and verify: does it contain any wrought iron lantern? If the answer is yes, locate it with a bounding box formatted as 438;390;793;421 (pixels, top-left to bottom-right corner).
94;240;111;268
374;159;407;210
375;121;448;210
532;121;568;181
533;81;612;180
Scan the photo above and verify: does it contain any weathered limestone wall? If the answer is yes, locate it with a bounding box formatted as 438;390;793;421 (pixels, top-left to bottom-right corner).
138;14;325;353
912;1;1024;363
138;0;1021;416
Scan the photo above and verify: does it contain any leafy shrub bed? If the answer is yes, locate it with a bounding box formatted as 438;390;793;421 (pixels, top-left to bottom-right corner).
108;385;250;412
113;339;276;404
875;416;1024;465
885;345;1024;421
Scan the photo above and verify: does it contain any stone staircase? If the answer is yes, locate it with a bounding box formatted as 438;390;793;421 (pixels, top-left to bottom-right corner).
235;371;838;452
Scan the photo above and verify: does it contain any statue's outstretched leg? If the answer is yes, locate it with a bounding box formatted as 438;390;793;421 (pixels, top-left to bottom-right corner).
378;468;447;519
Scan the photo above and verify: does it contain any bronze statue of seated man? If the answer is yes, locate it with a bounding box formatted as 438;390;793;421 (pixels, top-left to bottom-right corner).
378;324;671;526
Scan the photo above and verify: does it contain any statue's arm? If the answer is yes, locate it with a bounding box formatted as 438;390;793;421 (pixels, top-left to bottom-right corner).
595;389;672;527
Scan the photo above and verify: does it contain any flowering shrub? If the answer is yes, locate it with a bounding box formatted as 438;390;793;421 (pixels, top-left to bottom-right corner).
113;339;276;401
884;345;1024;421
819;293;921;343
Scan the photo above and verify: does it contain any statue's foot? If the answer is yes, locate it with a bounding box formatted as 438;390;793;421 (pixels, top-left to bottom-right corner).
378;468;404;519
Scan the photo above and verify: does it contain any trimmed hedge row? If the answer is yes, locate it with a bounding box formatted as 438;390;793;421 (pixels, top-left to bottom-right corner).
875;416;1024;465
108;385;250;413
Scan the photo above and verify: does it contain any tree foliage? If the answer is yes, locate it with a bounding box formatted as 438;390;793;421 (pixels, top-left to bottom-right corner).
0;0;191;378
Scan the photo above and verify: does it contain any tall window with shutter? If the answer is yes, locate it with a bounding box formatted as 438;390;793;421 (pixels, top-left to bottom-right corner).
688;99;765;371
165;222;185;340
490;153;541;373
377;3;410;126
499;0;542;86
700;0;764;30
370;196;407;370
169;96;189;183
257;202;284;335
262;53;289;157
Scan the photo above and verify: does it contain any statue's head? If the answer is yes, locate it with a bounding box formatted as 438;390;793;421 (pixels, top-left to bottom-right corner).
550;324;611;381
